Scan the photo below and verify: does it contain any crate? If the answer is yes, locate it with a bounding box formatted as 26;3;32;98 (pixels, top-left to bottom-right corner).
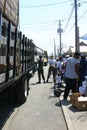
70;93;87;111
0;0;5;13
0;0;19;26
0;64;7;74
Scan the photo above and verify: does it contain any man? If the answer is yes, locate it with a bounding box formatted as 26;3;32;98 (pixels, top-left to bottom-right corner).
46;55;56;83
56;56;64;80
78;54;87;87
63;52;80;100
37;55;45;83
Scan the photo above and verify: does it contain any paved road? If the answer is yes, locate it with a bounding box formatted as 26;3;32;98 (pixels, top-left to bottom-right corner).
1;66;67;130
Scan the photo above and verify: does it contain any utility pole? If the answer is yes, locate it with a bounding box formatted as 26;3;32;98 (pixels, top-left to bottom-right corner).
74;0;78;52
53;38;56;59
77;26;80;52
59;20;61;55
57;20;63;55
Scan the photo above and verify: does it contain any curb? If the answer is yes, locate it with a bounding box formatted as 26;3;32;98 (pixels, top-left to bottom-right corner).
60;95;75;130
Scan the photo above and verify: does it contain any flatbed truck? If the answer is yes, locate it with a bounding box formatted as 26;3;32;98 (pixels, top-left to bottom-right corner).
0;0;43;103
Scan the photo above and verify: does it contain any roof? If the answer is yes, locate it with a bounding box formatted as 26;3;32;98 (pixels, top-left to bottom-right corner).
71;46;87;53
79;42;87;46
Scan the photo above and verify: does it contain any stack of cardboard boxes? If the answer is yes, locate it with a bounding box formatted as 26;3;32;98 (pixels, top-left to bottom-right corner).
0;0;19;26
0;0;19;76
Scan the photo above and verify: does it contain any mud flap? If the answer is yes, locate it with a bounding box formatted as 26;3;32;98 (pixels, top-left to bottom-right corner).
14;77;28;103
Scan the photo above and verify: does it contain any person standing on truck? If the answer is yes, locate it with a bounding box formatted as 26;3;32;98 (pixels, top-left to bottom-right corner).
46;55;56;83
37;55;45;83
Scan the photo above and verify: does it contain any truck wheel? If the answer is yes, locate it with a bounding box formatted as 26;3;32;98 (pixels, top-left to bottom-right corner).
14;77;29;103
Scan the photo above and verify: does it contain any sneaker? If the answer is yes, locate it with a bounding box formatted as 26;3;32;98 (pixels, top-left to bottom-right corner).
43;80;45;83
46;80;48;83
37;81;41;84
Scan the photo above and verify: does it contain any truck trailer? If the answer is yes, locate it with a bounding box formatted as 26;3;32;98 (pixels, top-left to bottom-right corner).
0;0;43;103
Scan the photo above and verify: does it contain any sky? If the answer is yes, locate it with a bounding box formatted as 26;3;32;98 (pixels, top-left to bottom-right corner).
19;0;87;56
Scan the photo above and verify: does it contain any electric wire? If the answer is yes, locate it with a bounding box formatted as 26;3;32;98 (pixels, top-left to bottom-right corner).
78;9;87;20
64;5;74;32
63;0;87;36
20;1;70;8
20;20;57;26
20;7;87;33
20;25;57;32
20;1;87;34
65;8;87;36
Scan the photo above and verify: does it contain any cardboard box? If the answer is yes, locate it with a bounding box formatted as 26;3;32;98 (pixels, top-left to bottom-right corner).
70;93;87;111
0;64;7;74
0;0;19;26
0;0;4;13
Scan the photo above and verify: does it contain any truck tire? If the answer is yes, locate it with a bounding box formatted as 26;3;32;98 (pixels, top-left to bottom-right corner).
14;77;29;103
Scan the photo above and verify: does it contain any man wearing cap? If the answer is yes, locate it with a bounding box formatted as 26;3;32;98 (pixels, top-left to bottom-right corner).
37;55;45;83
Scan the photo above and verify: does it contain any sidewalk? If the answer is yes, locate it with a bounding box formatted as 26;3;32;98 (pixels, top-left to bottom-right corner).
60;93;87;130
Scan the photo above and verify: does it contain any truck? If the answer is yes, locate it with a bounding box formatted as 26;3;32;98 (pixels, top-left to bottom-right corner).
34;46;48;68
0;0;44;103
43;51;48;66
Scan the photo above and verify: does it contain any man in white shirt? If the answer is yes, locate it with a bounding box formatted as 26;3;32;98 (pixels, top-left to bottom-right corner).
63;52;80;100
46;56;56;82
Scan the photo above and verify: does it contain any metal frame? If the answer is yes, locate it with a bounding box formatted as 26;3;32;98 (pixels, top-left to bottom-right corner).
22;35;25;72
13;27;17;77
5;22;11;81
0;13;2;40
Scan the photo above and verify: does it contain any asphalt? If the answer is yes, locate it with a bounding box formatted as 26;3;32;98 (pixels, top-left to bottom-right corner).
35;65;87;130
60;92;87;130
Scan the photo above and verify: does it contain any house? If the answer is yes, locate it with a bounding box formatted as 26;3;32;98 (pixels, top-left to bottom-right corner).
70;42;87;55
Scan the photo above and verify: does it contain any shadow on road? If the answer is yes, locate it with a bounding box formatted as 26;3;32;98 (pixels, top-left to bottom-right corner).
0;91;22;130
55;101;61;107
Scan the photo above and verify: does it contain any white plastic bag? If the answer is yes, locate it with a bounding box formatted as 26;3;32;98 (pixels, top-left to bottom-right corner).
55;75;61;83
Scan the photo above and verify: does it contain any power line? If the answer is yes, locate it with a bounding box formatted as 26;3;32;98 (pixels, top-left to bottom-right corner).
66;8;87;34
20;1;70;8
64;5;74;32
20;26;57;32
20;8;87;33
78;9;87;20
20;20;57;26
20;16;74;28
